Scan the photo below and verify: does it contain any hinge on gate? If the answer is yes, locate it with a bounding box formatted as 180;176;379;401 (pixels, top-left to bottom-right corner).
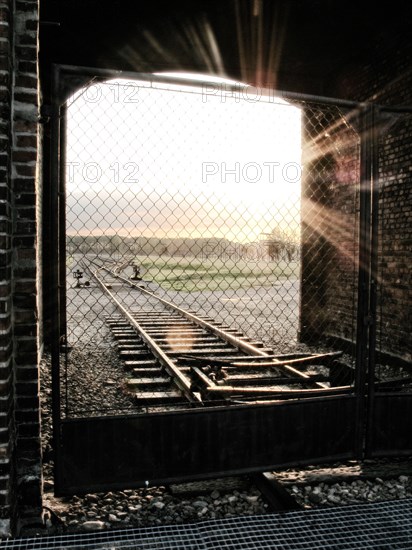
364;315;374;326
39;104;52;124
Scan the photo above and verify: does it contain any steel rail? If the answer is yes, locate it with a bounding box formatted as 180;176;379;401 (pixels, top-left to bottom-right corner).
89;267;202;404
99;263;330;390
100;266;268;357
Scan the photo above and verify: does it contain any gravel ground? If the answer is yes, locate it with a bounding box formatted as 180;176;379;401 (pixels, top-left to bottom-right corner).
36;267;412;535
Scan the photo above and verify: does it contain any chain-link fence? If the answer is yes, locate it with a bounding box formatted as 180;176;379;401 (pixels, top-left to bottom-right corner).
66;79;302;342
61;76;364;416
48;69;412;495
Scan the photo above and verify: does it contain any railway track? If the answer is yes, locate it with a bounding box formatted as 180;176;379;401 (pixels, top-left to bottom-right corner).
82;258;347;410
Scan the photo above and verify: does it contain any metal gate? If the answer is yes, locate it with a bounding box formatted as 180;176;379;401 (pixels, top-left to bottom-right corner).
47;64;412;495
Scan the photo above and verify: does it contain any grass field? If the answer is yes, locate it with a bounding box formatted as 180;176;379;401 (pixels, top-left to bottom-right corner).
137;255;299;292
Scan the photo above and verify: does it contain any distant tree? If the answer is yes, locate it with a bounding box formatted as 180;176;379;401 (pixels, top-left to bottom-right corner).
266;227;285;261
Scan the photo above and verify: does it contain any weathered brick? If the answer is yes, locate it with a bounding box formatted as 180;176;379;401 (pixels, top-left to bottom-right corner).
14;410;38;425
14;338;37;353
0;284;11;298
25;20;38;31
15;366;38;382
0;317;11;332
0;202;10;217
15;1;38;10
0;395;12;416
15;248;35;261
12;119;37;133
15;221;36;234
12;150;36;163
15;396;39;410
0;187;10;202
0;378;11;398
0;460;10;476
0;266;11;280
15;135;37;149
13;280;35;294
16;33;37;47
14;193;35;206
17;60;36;73
0;235;10;249
14;90;37;104
13;324;36;338
14;45;37;61
0;493;10;508
0;41;10;55
0;346;12;362
13;310;36;324
0;220;11;233
16;423;39;439
12;236;35;248
0;251;11;268
14;352;37;365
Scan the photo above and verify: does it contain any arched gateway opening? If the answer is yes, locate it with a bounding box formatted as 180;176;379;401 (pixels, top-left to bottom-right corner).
65;74;302;350
47;66;412;497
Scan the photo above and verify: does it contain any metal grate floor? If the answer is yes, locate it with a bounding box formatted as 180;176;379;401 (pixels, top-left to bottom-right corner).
1;498;412;549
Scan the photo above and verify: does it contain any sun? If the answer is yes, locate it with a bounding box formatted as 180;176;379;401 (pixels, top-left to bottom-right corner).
66;74;302;243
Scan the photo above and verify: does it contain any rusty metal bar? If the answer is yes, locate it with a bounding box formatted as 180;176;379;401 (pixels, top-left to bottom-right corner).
227;351;342;368
50;64;63;494
191;366;349;398
355;105;374;458
205;385;351;398
365;105;380;457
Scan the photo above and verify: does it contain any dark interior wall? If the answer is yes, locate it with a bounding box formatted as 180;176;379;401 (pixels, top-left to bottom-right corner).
301;31;412;363
338;34;412;363
39;2;412;97
300;108;360;349
377;112;412;362
38;1;412;351
0;0;15;535
0;0;42;536
0;0;404;535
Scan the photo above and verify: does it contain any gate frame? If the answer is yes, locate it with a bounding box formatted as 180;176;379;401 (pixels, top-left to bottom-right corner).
48;63;412;495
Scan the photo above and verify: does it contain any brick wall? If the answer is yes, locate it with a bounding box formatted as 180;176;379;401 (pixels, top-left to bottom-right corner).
333;35;412;364
12;0;41;532
0;0;41;536
300;105;360;351
300;35;412;365
0;0;14;535
377;112;412;362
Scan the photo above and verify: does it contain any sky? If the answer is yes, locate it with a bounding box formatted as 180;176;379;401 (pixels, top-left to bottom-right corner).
66;75;302;243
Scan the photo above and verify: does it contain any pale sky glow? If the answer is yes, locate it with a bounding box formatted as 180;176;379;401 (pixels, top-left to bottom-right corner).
66;76;302;243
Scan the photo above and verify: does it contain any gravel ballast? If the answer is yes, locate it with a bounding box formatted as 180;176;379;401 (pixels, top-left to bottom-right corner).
37;271;412;535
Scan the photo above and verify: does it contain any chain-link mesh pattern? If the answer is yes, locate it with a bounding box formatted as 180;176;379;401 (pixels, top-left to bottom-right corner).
300;106;360;359
63;77;361;415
